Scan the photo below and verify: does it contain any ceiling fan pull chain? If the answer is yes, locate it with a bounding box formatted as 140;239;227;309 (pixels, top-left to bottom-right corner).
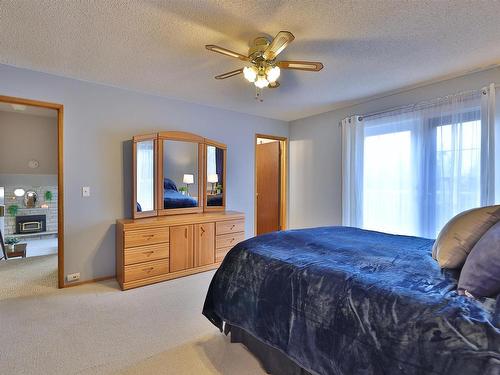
255;87;264;102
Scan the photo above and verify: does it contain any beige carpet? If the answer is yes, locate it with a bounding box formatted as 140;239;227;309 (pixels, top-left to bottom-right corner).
0;254;58;300
0;269;267;375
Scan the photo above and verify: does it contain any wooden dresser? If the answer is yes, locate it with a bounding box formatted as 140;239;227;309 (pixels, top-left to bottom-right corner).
116;211;245;290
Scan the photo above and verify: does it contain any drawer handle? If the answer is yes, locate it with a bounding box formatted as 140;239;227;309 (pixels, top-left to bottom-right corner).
143;234;155;239
142;267;154;273
230;238;235;242
143;251;154;256
200;227;205;236
230;225;235;230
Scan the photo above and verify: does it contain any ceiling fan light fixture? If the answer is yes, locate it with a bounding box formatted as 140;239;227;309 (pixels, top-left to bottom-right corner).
243;66;258;82
265;66;280;83
254;75;269;89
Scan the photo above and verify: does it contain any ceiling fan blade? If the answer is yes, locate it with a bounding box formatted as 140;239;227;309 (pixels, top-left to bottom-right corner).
214;68;244;80
277;60;324;71
268;81;280;89
263;31;295;60
206;45;249;61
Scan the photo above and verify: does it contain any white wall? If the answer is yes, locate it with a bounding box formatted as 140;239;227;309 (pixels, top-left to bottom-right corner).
289;66;500;229
0;64;288;283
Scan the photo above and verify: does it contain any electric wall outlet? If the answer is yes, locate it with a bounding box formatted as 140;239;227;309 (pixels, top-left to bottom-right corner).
82;186;90;197
67;273;80;282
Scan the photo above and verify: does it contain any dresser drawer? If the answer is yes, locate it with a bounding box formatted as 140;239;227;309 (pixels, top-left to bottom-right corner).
216;232;245;249
216;219;245;235
216;246;232;263
124;244;169;266
124;259;169;283
124;228;169;248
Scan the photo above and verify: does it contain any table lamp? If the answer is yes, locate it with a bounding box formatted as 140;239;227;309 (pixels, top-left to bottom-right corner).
207;174;218;194
183;174;194;196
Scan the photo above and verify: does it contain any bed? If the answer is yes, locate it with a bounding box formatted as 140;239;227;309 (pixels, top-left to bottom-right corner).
206;193;223;206
203;226;500;375
163;178;197;209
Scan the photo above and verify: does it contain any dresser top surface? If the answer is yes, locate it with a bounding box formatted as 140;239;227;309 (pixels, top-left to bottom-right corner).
117;210;244;229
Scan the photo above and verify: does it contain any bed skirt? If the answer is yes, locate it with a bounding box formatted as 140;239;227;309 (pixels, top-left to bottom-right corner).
228;324;313;375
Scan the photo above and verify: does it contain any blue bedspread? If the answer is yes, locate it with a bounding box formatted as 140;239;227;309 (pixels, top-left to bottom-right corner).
163;189;197;209
203;226;500;375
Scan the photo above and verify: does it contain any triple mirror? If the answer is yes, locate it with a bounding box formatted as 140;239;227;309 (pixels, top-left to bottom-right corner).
133;132;226;218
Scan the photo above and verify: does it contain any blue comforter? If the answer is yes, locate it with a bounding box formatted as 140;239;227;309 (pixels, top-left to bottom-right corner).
163;189;197;209
203;226;500;375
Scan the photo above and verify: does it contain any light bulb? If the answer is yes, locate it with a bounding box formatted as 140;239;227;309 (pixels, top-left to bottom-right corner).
14;188;25;197
243;66;258;82
254;75;269;89
265;66;280;83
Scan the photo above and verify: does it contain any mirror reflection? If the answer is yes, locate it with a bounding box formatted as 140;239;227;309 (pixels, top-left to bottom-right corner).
24;191;38;208
206;145;224;207
136;140;155;213
163;140;199;209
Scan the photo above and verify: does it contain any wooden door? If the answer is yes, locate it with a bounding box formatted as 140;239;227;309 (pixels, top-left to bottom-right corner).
256;141;280;235
194;223;215;267
169;225;194;272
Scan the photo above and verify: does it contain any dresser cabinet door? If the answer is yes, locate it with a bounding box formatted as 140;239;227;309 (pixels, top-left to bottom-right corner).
194;223;215;267
170;225;194;272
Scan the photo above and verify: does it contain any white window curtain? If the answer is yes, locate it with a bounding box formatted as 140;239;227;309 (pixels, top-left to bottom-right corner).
341;115;364;227
207;145;216;176
341;84;496;238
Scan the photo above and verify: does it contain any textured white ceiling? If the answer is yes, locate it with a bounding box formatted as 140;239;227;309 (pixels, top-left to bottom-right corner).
1;1;500;121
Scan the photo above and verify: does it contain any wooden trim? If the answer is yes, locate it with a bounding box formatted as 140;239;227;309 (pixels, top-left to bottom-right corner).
0;95;63;110
133;133;158;142
0;95;65;288
122;263;219;290
118;211;244;229
254;134;288;234
157;137;164;215
57;105;64;288
256;133;288;142
279;138;288;230
204;138;227;150
62;275;116;288
158;131;204;143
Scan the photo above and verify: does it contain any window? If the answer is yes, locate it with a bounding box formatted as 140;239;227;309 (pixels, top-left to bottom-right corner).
433;113;481;236
362;106;483;238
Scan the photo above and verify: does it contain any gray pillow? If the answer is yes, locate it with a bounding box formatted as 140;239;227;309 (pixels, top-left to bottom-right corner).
458;221;500;298
432;205;500;269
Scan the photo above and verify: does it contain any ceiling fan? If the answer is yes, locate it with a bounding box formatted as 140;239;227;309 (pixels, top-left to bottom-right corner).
206;31;323;93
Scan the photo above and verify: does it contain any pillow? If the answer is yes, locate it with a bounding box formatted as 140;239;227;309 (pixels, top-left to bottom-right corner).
432;205;500;269
164;178;178;191
458;221;500;298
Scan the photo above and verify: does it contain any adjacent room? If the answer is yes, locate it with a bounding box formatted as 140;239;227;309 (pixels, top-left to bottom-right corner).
0;1;498;375
0;101;60;296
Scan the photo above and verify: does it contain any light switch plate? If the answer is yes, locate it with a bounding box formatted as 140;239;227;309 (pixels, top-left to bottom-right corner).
82;186;90;197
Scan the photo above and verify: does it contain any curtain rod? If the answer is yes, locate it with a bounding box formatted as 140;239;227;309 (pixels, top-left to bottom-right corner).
339;83;497;125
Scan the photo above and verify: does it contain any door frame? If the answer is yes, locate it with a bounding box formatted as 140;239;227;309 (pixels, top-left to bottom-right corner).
254;134;288;235
0;95;65;288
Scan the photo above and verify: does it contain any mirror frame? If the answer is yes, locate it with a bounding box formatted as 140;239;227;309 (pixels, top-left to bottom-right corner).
131;131;227;218
157;131;205;216
132;134;158;219
203;140;227;212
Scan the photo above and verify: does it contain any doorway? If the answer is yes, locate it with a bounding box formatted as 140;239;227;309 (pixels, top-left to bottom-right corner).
255;134;287;235
0;95;64;290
